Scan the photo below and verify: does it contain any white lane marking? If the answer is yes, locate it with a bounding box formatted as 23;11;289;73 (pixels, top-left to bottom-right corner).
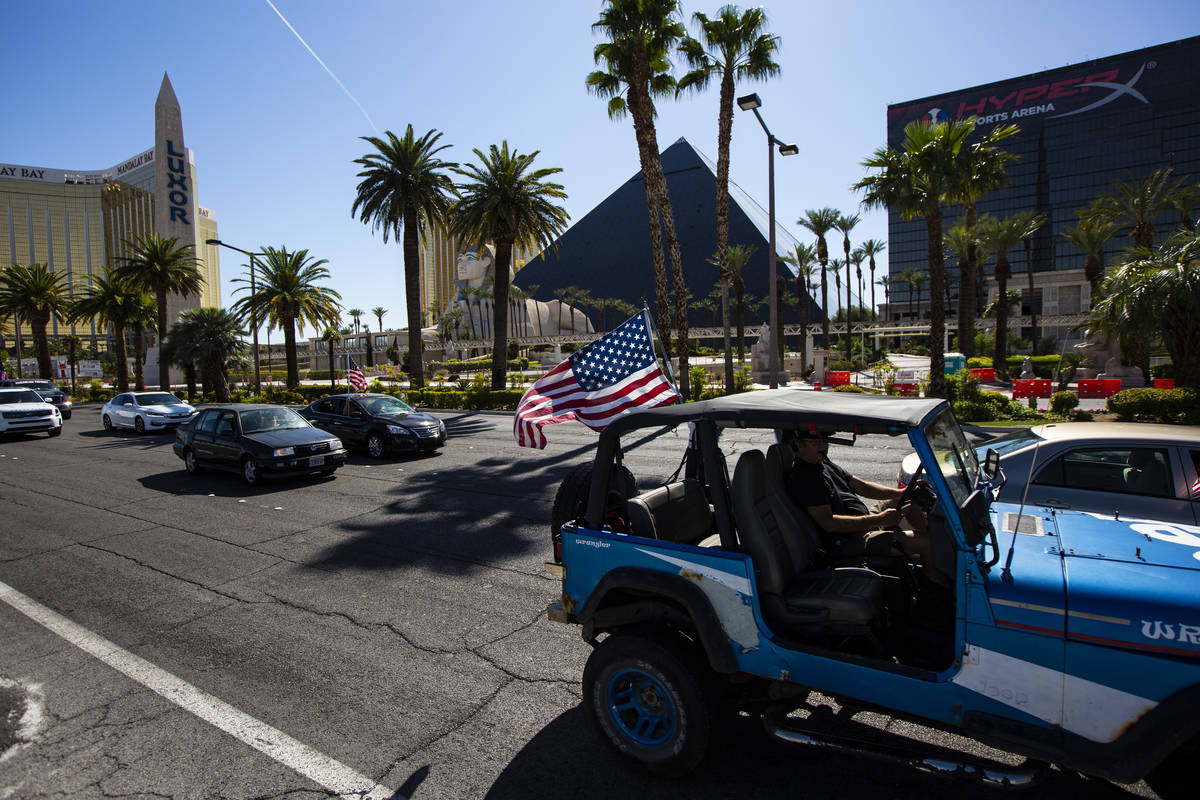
0;579;396;800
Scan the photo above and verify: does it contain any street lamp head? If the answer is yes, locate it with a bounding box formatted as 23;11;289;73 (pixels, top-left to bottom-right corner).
779;143;799;156
204;238;222;245
737;93;762;111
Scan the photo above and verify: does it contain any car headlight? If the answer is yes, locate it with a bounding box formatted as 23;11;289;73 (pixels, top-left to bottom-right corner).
329;439;342;449
386;424;412;435
273;446;295;457
147;411;165;417
62;400;71;407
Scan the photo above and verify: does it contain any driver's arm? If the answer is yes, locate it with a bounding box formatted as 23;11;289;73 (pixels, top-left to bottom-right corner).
806;503;902;534
847;475;905;503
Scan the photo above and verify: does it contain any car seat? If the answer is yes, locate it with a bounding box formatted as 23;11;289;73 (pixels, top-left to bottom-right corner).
731;449;883;639
1124;449;1171;496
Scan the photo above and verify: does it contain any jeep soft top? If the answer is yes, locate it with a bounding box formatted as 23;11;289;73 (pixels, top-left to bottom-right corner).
546;389;1199;795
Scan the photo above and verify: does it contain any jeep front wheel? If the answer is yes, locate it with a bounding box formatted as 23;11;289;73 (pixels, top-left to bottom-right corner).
582;628;714;777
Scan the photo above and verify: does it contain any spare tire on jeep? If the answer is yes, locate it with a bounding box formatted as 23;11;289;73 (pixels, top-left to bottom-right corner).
550;463;635;561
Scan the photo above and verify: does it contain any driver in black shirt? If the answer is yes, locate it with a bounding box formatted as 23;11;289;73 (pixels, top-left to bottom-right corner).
783;428;948;586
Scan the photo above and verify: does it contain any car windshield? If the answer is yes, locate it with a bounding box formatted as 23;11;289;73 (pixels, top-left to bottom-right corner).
240;407;309;434
0;390;45;404
358;395;414;416
922;408;980;507
136;393;180;405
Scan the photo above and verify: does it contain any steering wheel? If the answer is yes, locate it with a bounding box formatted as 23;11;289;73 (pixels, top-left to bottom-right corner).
896;463;924;511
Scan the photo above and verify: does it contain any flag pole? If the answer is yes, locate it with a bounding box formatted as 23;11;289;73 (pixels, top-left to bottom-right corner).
643;305;679;394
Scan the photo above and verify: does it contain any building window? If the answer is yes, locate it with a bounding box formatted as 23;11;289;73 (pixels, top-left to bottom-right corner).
375;335;388;347
315;341;326;352
1059;285;1081;315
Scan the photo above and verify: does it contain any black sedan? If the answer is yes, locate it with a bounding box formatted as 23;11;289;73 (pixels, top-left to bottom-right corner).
173;404;347;484
298;393;446;458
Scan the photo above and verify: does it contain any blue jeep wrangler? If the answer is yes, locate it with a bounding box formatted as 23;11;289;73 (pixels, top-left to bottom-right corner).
546;390;1199;794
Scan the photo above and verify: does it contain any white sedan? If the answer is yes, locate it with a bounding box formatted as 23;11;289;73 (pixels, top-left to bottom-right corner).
101;391;197;434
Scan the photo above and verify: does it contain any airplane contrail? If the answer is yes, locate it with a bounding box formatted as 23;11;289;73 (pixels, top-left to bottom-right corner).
263;0;379;134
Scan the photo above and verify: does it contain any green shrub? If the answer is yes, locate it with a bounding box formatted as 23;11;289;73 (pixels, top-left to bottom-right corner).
1071;409;1094;421
944;369;982;403
967;356;993;369
952;400;992;422
1049;391;1079;416
832;384;866;393
1004;354;1080;379
1110;387;1200;423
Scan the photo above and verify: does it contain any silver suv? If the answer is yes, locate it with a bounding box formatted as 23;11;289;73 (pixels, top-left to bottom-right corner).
0;387;63;438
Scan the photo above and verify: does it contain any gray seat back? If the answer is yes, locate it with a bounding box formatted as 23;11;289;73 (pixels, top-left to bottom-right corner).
626;480;713;544
765;443;826;563
732;450;811;594
1124;449;1171;496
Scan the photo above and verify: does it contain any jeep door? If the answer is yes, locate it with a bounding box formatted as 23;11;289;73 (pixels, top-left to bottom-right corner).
1053;508;1200;746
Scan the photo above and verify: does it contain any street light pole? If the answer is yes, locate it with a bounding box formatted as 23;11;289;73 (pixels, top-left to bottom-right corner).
206;238;261;394
738;93;798;389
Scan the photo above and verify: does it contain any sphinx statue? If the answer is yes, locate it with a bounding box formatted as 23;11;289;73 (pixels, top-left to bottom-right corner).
441;245;593;342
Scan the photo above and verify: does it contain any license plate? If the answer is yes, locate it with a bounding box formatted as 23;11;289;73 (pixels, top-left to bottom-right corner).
308;455;325;467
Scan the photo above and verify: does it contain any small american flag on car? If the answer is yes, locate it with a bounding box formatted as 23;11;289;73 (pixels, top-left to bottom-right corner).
347;356;368;391
513;309;679;449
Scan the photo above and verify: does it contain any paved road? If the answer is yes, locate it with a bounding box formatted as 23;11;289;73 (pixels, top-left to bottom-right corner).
0;404;1155;799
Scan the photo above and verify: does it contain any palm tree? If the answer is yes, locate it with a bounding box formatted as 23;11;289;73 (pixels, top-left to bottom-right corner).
1093;230;1200;386
877;276;891;322
977;212;1043;378
944;222;976;351
897;267;925;349
834;213;861;360
232;246;342;389
163;308;245;402
448;142;570;389
724;243;755;364
68;268;145;391
678;4;780;373
1083;167;1187;250
588;0;692;398
947;123;1018;358
320;327;339;387
61;333;81;396
352;125;457;389
797;208;840;349
855;118;1015;396
781;242;817;375
371;306;388;333
113;233;203;391
126;292;158;391
348;308;363;334
1062;218;1120;303
860;239;886;327
1167;183;1200;232
0;263;71;379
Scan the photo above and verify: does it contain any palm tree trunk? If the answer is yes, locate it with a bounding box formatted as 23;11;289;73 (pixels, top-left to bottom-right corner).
994;258;1011;380
796;277;808;377
156;286;170;390
844;241;853;362
113;323;129;392
959;204;979;359
716;70;735;392
31;313;52;378
284;320;298;388
491;239;513;389
133;323;145;391
734;279;746;362
819;249;830;348
926;207;947;397
328;344;335;387
213;357;230;403
402;204;425;388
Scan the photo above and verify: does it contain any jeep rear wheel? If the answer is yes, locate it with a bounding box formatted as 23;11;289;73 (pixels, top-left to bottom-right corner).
583;628;714;777
550;463;634;561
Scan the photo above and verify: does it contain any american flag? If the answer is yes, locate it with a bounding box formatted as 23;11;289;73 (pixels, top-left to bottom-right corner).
347;355;368;391
513;310;680;449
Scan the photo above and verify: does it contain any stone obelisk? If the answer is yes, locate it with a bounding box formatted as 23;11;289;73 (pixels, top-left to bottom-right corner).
149;73;200;388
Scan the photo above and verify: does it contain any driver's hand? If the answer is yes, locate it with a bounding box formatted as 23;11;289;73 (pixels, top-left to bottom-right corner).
901;503;928;532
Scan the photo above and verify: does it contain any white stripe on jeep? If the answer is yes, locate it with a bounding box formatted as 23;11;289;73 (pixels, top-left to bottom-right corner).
635;548;752;595
953;645;1155;742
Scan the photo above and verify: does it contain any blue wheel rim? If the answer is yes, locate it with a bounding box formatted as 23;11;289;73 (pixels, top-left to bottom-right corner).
605;667;677;747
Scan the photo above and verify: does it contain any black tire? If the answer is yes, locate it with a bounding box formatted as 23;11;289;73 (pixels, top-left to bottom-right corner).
102;414;113;432
583;628;715;777
62;409;72;420
134;416;145;434
550;463;635;562
184;448;201;474
366;432;386;459
242;457;260;485
48;427;62;437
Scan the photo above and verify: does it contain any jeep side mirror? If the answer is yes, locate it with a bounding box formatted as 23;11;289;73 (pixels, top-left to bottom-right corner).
982;448;1000;483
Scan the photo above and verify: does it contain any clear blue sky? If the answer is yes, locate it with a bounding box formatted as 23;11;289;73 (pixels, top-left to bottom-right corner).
5;0;1198;330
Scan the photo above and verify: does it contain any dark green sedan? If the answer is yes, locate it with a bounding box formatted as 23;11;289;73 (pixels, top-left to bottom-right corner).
298;393;446;458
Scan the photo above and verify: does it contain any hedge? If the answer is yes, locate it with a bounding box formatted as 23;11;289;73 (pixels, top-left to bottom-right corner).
1107;387;1200;424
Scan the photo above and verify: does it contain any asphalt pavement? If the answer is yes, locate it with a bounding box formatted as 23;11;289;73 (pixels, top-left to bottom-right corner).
0;403;1158;799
